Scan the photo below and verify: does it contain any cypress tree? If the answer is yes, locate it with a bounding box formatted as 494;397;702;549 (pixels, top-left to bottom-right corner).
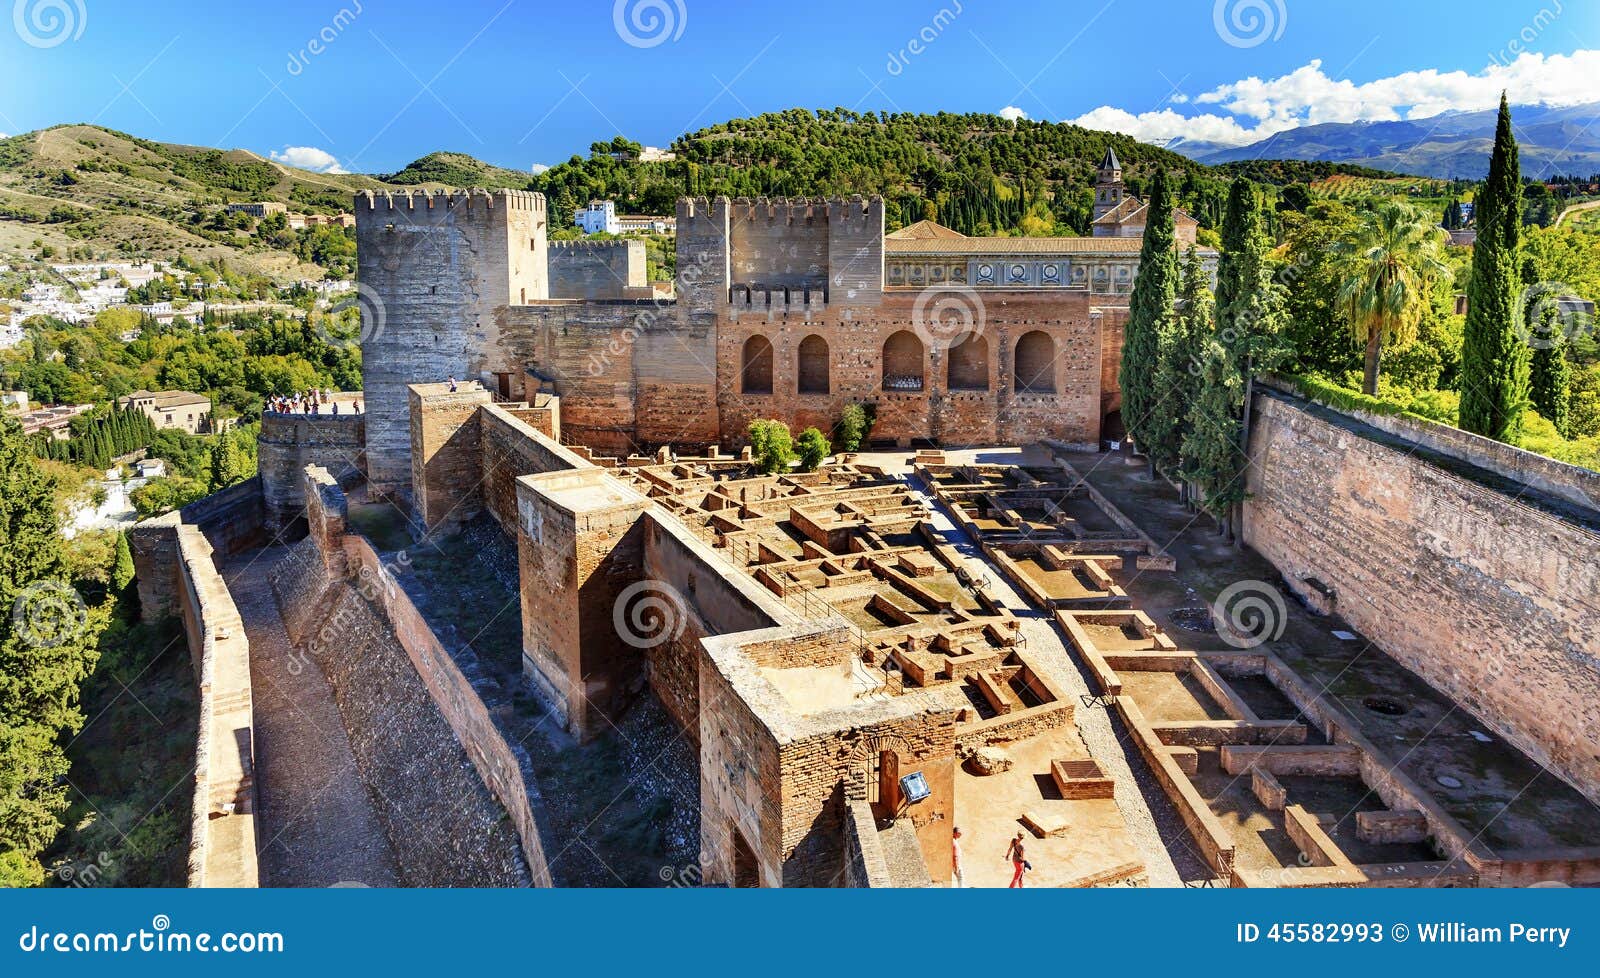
1120;166;1179;469
1180;340;1246;535
1522;258;1572;438
1460;94;1530;441
112;531;136;596
0;415;104;887
1173;247;1216;504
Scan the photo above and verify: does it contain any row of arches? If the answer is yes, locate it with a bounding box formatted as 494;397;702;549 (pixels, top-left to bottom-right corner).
739;330;1060;396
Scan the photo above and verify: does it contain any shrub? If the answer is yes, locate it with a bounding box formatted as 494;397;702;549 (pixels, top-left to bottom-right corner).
746;419;794;474
795;427;830;471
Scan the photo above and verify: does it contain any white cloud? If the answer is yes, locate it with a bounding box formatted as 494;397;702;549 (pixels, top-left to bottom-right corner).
1070;49;1600;148
270;145;347;174
530;163;550;174
998;106;1028;122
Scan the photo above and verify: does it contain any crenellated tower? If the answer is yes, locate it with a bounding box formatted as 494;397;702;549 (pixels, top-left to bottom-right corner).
356;188;549;494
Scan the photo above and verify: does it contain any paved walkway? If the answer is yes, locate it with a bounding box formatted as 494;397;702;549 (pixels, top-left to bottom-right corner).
861;448;1210;886
224;549;400;887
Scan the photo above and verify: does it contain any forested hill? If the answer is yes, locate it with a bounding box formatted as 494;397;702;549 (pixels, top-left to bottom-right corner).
522;110;1399;237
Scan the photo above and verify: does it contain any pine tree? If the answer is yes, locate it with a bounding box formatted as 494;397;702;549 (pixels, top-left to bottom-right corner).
1120;166;1179;469
0;415;104;887
1460;94;1530;441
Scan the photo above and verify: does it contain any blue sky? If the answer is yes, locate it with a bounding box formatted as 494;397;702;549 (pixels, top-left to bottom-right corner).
2;0;1596;174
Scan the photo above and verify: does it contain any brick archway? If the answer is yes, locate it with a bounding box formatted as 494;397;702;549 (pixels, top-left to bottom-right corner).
798;334;830;394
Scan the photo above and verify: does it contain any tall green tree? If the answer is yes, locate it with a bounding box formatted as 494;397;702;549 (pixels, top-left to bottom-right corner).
208;432;245;492
1180;340;1246;535
1120;166;1179;469
1521;257;1573;438
1330;201;1453;395
1172;247;1216;504
1460;94;1531;441
0;416;104;887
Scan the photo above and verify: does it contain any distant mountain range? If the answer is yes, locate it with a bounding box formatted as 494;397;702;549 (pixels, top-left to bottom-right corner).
1176;102;1600;179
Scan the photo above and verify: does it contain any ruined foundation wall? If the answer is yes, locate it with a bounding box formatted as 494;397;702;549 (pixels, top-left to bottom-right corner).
1244;392;1600;806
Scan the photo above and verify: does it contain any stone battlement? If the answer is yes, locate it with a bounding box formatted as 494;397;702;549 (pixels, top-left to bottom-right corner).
355;188;546;215
548;238;639;251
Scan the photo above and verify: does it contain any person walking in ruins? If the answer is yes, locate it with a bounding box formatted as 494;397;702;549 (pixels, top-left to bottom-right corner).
951;826;965;887
1005;832;1028;888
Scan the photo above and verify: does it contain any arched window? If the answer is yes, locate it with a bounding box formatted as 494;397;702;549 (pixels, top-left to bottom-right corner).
1014;331;1057;394
947;334;989;391
797;334;829;395
741;335;773;395
882;330;925;392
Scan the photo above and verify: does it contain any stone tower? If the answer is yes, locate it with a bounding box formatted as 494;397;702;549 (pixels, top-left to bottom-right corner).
356;189;549;495
1093;146;1125;223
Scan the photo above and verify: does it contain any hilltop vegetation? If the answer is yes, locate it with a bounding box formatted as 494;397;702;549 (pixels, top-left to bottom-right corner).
0;125;407;278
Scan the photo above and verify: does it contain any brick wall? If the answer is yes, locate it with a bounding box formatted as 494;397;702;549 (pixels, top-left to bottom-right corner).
1245;392;1600;806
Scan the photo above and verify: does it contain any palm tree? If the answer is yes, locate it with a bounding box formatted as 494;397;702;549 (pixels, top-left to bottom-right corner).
1331;202;1452;395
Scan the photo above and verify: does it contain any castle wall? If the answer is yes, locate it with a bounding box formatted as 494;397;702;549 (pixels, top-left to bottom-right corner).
715;291;1106;450
547;240;647;299
728;198;830;293
360;191;1121;492
269;466;547;886
128;512;259;888
1244;391;1600;806
258;412;364;532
